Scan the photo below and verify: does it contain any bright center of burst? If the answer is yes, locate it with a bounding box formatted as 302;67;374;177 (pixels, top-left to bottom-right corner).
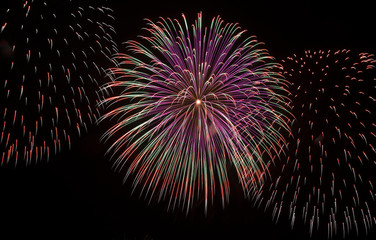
196;99;201;105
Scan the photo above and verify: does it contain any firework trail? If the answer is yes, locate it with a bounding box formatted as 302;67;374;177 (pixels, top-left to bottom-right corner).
253;49;376;238
0;0;117;165
100;12;291;212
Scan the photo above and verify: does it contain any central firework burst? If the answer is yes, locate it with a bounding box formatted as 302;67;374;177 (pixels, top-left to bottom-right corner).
101;13;291;211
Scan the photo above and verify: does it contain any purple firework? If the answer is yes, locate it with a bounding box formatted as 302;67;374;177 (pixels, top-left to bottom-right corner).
100;13;291;212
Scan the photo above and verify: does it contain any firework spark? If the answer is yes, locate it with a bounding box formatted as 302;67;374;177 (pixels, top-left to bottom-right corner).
100;13;291;212
253;49;376;238
0;0;117;165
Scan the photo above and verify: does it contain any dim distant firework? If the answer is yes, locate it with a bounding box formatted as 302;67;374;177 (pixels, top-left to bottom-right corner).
253;50;376;238
100;13;291;212
0;0;117;165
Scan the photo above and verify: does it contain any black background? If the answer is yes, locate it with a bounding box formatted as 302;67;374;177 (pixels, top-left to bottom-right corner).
1;0;376;239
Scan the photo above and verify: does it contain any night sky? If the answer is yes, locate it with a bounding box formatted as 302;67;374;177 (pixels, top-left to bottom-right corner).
1;0;376;239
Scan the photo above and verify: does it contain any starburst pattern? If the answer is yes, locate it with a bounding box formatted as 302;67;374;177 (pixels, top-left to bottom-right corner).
100;13;291;212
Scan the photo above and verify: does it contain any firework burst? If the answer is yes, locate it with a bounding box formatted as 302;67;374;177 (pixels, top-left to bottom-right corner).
100;13;291;212
0;0;117;165
253;49;376;238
